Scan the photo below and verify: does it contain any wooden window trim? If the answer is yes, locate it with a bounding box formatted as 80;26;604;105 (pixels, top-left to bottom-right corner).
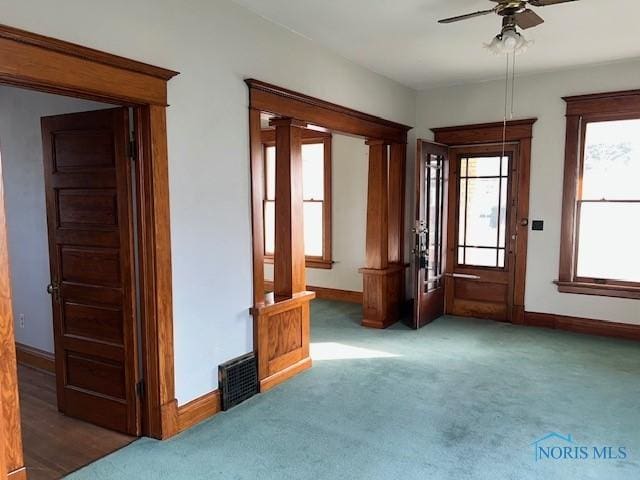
261;129;332;269
557;90;640;299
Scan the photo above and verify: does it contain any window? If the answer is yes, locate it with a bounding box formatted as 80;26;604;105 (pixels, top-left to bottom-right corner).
263;130;332;269
558;90;640;299
456;155;510;268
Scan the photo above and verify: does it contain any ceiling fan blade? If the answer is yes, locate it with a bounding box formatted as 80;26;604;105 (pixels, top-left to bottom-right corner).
438;8;496;24
528;0;579;6
516;9;544;29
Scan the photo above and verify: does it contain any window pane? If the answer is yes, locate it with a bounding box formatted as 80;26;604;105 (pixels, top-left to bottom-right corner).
576;202;640;282
464;178;501;247
466;156;502;177
498;249;505;268
264;201;275;255
303;201;323;256
499;177;508;248
458;179;467;244
460;158;468;177
302;143;324;200
463;247;496;267
583;120;640;200
265;146;275;200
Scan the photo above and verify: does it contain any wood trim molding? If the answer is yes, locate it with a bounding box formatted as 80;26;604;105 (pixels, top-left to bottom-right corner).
246;79;411;144
14;343;54;374
7;467;26;480
177;390;222;433
0;24;178;81
432;118;537;145
0;24;179;453
563;89;640;116
0;24;178;105
524;311;640;342
7;467;27;480
264;281;363;304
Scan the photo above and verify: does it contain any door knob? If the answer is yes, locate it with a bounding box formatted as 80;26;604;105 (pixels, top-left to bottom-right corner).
46;282;60;301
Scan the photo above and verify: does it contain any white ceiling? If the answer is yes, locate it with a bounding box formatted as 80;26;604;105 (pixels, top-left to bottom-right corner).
233;0;640;90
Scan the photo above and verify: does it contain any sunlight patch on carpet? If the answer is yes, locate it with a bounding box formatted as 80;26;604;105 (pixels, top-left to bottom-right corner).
310;342;400;361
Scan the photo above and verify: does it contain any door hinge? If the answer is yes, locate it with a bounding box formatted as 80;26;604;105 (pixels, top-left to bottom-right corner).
136;380;145;397
128;138;137;161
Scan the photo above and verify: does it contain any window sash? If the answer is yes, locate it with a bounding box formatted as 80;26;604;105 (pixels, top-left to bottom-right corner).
261;134;332;268
456;154;511;269
557;102;640;298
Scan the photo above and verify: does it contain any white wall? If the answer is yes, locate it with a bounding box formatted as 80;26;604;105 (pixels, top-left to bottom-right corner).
265;133;369;292
0;0;417;404
0;86;112;353
415;59;640;325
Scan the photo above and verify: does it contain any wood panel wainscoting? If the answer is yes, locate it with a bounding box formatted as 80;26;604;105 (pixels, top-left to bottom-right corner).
522;311;640;342
14;344;55;374
0;23;181;478
251;292;315;392
264;281;363;304
247;79;411;390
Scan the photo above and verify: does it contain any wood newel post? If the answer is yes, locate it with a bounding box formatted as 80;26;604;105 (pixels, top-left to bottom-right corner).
365;139;389;270
271;117;307;297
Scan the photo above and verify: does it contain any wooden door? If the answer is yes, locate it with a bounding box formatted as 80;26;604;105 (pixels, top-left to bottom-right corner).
41;108;140;435
410;140;448;329
445;144;519;322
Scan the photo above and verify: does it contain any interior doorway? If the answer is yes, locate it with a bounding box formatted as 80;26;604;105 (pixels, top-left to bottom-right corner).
1;85;140;478
412;119;535;328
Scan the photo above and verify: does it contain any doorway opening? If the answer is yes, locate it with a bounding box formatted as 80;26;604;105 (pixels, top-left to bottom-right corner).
1;84;141;478
411;119;535;328
0;25;179;479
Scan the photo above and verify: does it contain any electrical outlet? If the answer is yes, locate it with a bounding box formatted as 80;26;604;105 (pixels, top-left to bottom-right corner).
18;314;25;329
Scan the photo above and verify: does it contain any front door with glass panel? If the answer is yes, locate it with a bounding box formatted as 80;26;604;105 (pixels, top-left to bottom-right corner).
411;140;448;329
445;144;519;322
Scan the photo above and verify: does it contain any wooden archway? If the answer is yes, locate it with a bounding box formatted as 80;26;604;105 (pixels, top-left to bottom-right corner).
246;79;412;392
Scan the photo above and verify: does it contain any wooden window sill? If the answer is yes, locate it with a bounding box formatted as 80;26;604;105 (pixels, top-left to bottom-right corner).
264;257;333;270
555;281;640;300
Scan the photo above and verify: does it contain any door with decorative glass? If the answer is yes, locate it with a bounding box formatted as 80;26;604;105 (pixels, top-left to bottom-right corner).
445;144;519;322
410;140;448;329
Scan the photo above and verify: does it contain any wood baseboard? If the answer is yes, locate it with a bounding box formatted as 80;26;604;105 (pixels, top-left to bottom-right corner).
260;356;312;393
177;390;222;433
8;467;27;479
264;281;362;304
524;312;640;342
15;343;55;373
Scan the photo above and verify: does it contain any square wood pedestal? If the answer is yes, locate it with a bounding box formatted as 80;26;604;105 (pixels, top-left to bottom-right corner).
359;264;406;329
251;291;315;392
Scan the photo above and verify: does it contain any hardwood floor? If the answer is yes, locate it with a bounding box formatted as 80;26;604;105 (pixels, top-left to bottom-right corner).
17;365;136;480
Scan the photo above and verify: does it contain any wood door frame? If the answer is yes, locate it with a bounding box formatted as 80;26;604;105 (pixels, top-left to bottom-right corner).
0;23;180;478
432;119;536;324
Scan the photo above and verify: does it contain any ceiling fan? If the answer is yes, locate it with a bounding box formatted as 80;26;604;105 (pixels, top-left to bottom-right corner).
438;0;579;30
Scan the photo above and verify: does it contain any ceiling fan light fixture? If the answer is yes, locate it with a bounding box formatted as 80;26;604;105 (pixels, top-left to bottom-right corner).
485;28;531;55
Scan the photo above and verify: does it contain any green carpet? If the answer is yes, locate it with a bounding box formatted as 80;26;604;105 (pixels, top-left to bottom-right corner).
67;300;640;479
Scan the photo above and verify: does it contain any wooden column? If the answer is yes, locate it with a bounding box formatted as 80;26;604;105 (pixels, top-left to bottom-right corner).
251;117;314;393
364;140;389;269
359;140;406;329
272;117;306;298
388;142;406;265
0;169;25;479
